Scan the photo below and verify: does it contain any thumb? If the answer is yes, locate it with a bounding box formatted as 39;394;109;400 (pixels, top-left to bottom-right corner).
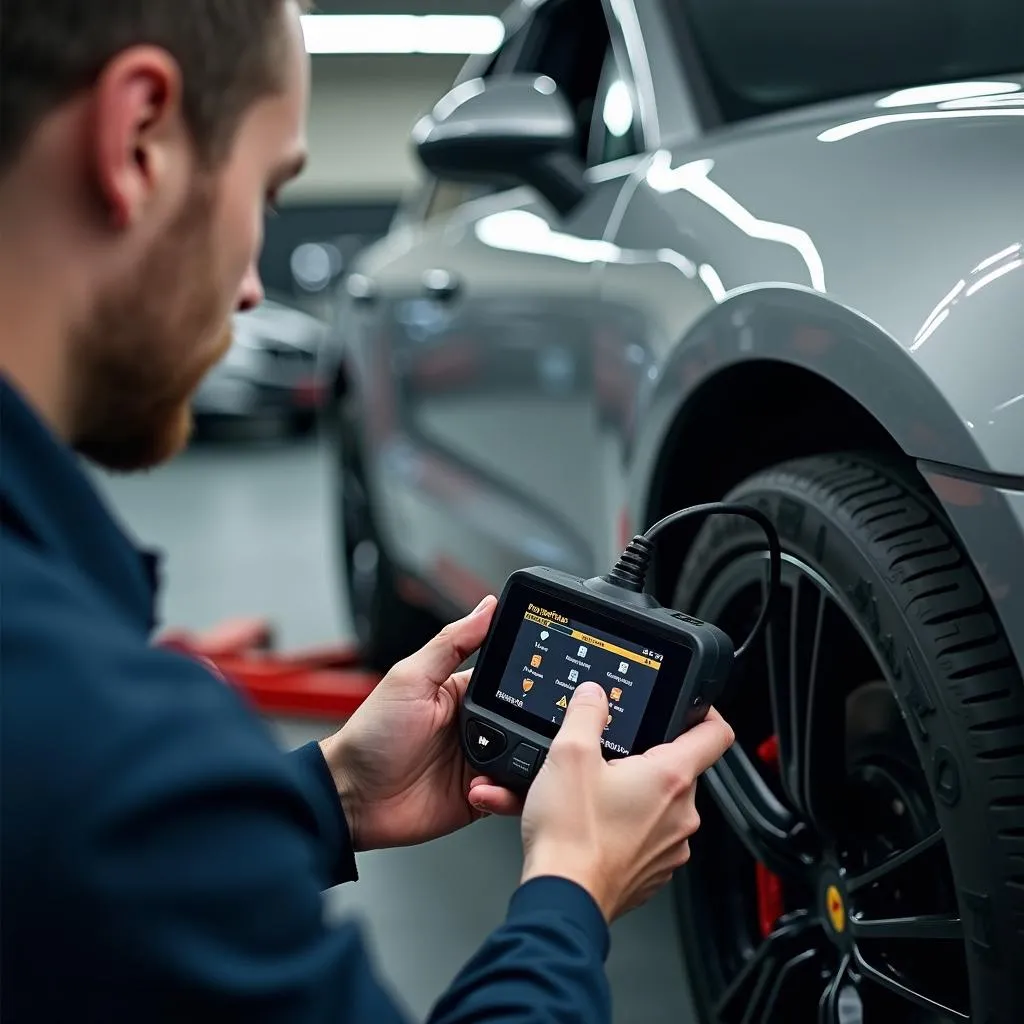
554;682;609;749
402;595;497;684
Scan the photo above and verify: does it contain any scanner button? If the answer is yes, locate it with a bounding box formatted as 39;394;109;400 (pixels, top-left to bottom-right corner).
466;720;506;762
510;742;541;779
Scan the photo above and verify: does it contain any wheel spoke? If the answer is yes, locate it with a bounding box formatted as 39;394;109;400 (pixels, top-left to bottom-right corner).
705;745;811;877
714;912;815;1021
849;912;962;941
846;830;944;894
818;953;852;1024
746;949;819;1024
853;946;969;1020
763;578;796;804
763;576;848;834
798;591;850;833
734;958;775;1024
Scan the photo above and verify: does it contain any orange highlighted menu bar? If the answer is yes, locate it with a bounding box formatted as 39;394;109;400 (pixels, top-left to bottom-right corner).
523;612;661;671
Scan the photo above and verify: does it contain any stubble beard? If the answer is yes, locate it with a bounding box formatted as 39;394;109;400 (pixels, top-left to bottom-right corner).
71;176;234;473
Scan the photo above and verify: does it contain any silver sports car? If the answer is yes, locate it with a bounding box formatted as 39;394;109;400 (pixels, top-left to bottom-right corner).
324;1;1024;1020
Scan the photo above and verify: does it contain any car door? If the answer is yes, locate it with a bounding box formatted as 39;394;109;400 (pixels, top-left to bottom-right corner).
365;0;650;610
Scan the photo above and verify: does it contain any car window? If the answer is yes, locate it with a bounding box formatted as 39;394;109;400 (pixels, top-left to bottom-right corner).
588;46;643;166
673;0;1024;122
511;0;614;163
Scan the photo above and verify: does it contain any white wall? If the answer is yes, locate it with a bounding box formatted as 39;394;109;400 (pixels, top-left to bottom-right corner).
285;55;466;203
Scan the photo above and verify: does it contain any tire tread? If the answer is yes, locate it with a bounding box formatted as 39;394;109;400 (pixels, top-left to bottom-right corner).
674;452;1024;1022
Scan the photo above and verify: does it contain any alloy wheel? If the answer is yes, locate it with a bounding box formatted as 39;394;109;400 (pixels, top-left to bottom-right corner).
681;550;970;1023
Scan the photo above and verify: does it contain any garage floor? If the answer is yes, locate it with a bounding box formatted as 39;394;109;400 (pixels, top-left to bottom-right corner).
96;431;696;1024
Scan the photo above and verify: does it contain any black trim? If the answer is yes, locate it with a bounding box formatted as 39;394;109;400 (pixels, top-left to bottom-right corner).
916;459;1024;492
659;0;724;132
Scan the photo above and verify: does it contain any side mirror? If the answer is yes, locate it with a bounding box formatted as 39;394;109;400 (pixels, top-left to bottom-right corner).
412;75;588;217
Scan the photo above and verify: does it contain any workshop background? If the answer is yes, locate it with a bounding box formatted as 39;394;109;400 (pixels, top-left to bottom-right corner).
94;0;1024;1021
96;2;693;1021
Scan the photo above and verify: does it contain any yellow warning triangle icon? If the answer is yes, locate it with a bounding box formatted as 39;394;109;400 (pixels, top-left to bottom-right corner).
556;695;568;709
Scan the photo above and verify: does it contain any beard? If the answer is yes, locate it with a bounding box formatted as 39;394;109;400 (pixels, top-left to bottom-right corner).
71;177;234;472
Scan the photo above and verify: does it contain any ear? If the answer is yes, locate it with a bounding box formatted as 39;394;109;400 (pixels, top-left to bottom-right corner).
90;46;185;230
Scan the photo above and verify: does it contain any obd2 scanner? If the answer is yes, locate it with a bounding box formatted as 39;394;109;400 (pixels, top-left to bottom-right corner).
460;504;782;793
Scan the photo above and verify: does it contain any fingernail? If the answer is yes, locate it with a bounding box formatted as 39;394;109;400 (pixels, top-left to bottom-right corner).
470;595;493;616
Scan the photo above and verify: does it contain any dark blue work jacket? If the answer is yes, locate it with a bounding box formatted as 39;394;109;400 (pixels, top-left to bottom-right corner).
0;376;610;1022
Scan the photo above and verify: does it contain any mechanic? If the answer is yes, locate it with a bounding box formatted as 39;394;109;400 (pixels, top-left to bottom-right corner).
0;2;735;1021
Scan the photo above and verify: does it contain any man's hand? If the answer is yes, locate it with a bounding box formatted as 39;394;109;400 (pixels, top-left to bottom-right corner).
319;596;523;852
472;682;734;923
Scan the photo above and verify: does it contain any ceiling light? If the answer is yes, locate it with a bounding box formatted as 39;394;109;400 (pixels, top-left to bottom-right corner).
300;14;505;55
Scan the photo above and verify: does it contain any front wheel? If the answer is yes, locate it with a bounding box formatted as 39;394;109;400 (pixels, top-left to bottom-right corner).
672;454;1024;1023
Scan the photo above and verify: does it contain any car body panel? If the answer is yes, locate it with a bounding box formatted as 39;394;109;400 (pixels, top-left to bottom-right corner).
332;0;1023;666
348;173;638;603
613;87;1024;476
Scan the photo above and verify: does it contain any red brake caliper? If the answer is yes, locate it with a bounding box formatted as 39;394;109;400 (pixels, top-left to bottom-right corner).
754;735;785;938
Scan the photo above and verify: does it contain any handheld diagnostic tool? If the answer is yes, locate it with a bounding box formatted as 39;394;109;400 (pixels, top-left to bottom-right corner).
459;503;782;793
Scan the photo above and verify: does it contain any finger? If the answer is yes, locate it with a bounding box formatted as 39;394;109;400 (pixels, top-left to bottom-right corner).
643;709;733;775
468;783;525;817
450;669;474;701
399;596;497;685
553;681;609;750
651;708;735;775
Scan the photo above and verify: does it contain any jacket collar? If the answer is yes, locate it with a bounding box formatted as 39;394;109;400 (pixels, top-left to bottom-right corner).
1;375;162;634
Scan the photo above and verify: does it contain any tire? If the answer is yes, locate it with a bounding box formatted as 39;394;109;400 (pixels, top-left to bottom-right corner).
671;453;1024;1023
332;396;440;673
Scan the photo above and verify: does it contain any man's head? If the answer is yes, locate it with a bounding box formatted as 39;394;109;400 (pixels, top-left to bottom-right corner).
0;1;310;469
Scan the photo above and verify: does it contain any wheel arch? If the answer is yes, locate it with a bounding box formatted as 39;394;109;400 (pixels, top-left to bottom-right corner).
643;361;906;602
633;286;987;604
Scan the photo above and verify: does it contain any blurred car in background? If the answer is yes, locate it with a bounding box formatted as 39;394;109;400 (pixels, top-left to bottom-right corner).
193;296;328;435
323;0;1024;1020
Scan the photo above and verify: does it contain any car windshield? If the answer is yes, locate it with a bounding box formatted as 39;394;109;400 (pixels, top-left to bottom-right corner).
673;0;1024;122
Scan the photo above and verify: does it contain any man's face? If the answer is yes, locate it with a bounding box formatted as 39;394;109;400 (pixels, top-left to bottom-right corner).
74;5;309;471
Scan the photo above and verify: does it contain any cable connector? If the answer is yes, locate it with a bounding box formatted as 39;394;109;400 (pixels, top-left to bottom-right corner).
601;502;782;661
604;535;654;592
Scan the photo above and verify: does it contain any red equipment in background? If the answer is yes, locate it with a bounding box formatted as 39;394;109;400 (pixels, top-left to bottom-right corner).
160;618;380;719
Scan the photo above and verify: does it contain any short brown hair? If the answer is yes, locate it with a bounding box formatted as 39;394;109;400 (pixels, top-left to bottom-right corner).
0;0;311;172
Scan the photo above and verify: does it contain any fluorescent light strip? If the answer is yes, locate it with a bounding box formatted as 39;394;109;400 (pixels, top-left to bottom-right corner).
300;14;505;55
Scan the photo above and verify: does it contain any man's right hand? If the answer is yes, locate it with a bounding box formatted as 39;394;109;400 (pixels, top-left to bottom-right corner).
482;682;734;923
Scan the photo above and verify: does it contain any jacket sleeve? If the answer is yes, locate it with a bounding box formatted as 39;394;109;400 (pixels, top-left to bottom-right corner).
287;740;359;886
429;877;611;1024
48;642;610;1023
289;745;612;1023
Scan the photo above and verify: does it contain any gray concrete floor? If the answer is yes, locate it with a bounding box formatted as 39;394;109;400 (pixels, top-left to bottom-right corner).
96;428;696;1024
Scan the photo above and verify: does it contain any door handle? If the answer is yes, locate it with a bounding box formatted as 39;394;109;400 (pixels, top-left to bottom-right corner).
346;273;378;306
422;268;462;302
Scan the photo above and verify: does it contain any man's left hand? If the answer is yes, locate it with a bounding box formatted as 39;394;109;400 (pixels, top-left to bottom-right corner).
319;596;524;852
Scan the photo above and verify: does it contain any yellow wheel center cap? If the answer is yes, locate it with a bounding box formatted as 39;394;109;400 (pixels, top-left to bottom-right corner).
825;884;846;933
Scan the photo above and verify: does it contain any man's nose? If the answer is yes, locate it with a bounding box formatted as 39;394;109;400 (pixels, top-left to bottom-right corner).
236;264;265;313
